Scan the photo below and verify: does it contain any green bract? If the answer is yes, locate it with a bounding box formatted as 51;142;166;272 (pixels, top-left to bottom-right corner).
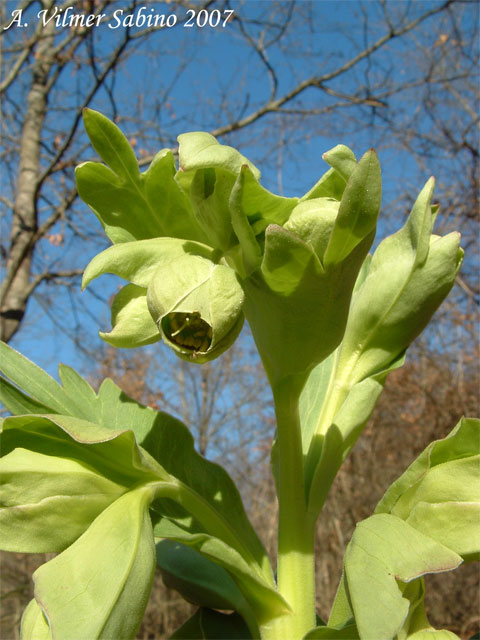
1;110;477;640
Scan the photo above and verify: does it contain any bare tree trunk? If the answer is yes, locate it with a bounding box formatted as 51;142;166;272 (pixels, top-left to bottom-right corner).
0;12;55;342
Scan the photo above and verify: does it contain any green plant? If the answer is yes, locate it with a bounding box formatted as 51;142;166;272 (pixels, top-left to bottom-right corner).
1;109;478;640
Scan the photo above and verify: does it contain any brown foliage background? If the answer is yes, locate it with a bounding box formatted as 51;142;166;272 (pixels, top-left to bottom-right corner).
1;341;479;639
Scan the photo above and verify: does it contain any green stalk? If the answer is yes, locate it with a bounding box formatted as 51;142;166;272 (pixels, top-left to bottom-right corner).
262;376;316;640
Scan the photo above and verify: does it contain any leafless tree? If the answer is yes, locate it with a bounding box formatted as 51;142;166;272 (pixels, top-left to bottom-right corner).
0;0;466;346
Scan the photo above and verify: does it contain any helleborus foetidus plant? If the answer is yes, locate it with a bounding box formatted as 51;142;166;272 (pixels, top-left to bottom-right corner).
0;109;478;640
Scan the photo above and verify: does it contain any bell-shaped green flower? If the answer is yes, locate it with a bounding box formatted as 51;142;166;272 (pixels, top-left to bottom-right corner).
82;238;244;363
147;254;244;363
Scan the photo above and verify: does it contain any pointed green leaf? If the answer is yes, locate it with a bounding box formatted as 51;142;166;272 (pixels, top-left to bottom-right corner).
0;376;54;415
323;150;381;267
76;161;147;243
0;342;71;414
33;487;155;640
337;196;463;384
79;113;208;244
300;145;357;202
0;344;168;449
83;108;139;182
100;284;161;348
405;177;435;267
300;168;347;202
171;609;253;640
230;165;298;238
143;149;208;243
94;377;159;441
322;145;357;182
58;363;98;422
178;132;260;179
82;237;217;289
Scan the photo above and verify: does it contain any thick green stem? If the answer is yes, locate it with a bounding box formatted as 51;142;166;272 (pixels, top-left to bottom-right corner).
262;377;316;640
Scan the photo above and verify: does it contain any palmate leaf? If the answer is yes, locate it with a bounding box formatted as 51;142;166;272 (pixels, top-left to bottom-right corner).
0;342;73;414
0;413;165;553
0;414;163;482
376;416;480;562
0;346;269;573
0;347;278;632
143;416;272;581
328;417;479;640
0;341;175;444
77;109;206;244
1;411;279;636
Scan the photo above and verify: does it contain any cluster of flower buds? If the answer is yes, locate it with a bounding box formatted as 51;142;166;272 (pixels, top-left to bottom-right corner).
79;110;461;384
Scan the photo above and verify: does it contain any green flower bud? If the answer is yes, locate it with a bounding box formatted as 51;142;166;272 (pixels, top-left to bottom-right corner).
147;255;244;363
283;198;339;262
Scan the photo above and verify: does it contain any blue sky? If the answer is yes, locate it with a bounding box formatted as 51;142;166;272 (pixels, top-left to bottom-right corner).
3;0;477;380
